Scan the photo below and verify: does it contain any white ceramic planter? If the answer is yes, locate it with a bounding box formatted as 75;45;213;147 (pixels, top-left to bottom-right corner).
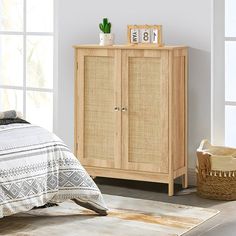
99;33;114;46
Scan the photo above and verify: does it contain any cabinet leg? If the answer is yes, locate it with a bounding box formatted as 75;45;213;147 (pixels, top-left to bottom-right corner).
168;181;174;196
182;174;188;189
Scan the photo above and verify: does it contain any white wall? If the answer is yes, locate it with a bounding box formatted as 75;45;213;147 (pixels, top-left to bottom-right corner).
57;0;211;169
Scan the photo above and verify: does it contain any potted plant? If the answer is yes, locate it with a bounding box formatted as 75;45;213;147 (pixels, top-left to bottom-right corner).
99;18;114;46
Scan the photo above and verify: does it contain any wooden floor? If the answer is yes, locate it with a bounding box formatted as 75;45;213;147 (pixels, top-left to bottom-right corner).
96;177;236;236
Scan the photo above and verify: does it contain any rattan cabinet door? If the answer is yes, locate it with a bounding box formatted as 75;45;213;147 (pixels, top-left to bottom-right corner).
122;50;169;173
76;49;121;168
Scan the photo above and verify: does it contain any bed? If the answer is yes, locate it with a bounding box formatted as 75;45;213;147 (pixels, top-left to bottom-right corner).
0;111;107;218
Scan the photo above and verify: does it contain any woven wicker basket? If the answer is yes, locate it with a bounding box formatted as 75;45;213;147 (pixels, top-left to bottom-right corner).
196;140;236;200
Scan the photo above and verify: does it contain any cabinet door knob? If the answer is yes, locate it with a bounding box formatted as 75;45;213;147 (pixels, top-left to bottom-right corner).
114;107;120;111
122;107;127;112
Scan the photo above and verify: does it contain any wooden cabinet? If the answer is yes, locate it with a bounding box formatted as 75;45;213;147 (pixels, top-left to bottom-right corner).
74;45;188;196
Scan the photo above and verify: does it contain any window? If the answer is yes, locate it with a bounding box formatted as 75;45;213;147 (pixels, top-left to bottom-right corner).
224;0;236;147
212;0;236;147
0;0;54;131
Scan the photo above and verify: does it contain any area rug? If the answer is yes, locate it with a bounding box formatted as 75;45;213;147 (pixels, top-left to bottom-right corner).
0;194;219;236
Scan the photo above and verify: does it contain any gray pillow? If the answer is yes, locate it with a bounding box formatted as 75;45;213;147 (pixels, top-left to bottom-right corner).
0;110;23;119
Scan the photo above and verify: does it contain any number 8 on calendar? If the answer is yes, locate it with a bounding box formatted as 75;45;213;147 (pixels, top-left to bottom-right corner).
141;29;151;43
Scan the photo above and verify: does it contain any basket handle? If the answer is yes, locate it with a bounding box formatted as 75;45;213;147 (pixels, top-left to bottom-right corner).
197;139;211;152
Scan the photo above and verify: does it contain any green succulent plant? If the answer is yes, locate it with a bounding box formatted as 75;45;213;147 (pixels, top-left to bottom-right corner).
99;18;111;34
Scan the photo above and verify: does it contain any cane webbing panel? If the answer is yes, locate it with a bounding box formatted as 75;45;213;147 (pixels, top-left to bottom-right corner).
128;57;168;167
84;56;115;160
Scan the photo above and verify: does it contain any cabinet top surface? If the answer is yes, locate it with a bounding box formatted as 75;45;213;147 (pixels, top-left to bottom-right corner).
73;44;188;50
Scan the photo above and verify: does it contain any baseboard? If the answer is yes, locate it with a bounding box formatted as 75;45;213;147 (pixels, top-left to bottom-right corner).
188;167;196;186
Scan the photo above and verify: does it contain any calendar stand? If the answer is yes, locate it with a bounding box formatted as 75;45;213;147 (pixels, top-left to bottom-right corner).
127;25;163;46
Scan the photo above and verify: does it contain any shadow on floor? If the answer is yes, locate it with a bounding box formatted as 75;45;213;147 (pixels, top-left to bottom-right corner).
95;177;223;208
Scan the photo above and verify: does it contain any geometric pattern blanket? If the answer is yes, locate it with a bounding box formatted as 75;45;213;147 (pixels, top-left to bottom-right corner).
0;123;107;218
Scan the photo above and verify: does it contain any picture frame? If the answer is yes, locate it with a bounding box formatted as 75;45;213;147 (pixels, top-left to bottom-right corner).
127;25;163;46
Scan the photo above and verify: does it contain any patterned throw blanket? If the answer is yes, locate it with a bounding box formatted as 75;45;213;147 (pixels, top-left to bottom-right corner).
0;123;107;218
